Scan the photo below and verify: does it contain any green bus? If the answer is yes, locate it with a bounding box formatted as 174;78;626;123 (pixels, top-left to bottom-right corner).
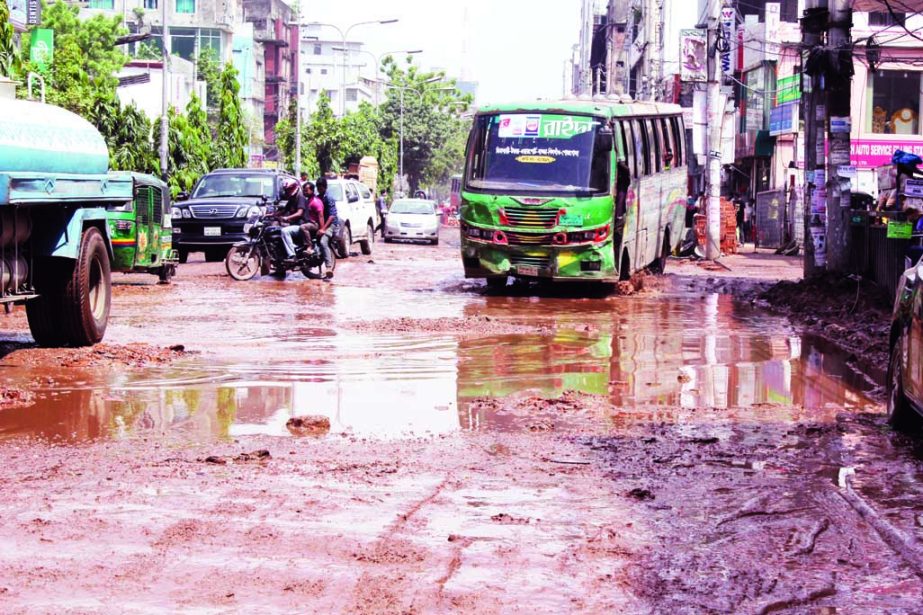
459;99;688;286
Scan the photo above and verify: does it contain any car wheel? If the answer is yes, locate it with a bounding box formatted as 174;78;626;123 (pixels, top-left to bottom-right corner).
888;338;920;431
359;222;374;255
178;249;189;264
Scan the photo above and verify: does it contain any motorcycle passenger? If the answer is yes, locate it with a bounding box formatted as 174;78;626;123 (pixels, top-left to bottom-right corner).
315;177;341;279
277;177;307;262
300;181;325;255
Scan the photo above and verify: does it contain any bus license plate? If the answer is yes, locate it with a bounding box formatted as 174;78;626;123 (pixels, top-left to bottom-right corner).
518;265;540;277
204;227;222;237
559;213;583;226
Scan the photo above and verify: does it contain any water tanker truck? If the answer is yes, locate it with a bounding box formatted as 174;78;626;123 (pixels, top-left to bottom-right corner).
0;96;132;346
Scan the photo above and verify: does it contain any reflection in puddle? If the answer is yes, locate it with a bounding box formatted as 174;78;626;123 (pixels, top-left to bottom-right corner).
0;292;878;442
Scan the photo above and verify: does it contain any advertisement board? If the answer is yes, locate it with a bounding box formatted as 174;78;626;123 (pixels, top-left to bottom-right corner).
680;30;706;82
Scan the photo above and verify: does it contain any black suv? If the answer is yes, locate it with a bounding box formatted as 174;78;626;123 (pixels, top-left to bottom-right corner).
172;169;297;262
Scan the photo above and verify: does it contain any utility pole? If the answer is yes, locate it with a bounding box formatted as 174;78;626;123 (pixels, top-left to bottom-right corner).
294;102;302;177
705;2;722;260
824;0;852;272
801;0;821;276
159;0;170;181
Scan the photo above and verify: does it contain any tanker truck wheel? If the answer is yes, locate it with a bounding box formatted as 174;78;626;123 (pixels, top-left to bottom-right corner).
27;228;111;347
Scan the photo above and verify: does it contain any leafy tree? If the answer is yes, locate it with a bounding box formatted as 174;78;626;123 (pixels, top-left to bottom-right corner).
88;93;158;174
0;0;21;78
304;91;339;175
195;46;221;111
153;94;213;195
274;95;299;171
379;57;471;192
24;2;128;114
211;62;248;168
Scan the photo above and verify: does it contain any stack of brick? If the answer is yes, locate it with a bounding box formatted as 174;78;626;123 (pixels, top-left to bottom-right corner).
720;197;739;255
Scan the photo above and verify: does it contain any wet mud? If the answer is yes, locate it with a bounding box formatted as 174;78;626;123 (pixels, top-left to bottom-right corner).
1;231;923;611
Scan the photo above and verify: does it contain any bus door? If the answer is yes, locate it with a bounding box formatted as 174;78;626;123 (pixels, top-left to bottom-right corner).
632;118;653;269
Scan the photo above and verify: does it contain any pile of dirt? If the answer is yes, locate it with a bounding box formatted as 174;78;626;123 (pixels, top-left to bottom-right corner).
0;343;189;368
759;274;893;382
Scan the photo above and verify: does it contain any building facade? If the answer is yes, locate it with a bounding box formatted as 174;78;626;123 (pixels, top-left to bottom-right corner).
242;0;297;164
298;26;374;118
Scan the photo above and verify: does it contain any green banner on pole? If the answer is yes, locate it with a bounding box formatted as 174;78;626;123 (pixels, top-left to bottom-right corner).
29;29;54;71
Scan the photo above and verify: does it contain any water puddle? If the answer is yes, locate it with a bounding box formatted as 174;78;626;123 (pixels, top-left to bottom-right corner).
0;289;879;442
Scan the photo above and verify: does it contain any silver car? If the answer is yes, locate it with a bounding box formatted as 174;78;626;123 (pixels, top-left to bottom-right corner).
383;199;440;245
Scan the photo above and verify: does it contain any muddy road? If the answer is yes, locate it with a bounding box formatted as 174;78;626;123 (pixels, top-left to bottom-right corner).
1;231;923;612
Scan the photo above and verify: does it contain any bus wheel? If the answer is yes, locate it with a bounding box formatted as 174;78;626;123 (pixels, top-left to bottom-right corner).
651;231;670;275
619;251;631;281
486;276;507;291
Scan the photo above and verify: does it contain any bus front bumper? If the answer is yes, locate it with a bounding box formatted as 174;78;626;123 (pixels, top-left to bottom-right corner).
460;239;617;281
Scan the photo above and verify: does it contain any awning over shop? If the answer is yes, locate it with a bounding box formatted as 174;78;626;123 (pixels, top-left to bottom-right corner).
755;130;776;158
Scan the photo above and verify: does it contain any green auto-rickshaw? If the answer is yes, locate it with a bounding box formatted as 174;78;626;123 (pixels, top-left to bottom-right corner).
106;173;178;283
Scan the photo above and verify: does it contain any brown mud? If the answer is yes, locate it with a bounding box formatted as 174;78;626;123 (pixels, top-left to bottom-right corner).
1;232;923;611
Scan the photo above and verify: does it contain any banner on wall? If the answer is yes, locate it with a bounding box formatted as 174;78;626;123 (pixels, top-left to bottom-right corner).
680;30;706;82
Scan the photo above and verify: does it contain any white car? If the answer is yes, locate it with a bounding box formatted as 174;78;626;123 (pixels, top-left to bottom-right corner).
324;178;377;256
384;199;440;245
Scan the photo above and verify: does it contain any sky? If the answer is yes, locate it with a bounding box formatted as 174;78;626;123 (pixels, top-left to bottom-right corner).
301;0;582;105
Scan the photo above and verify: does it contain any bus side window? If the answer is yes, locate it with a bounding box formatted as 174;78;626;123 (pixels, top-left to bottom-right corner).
670;116;684;166
649;119;662;173
635;119;651;176
659;118;674;170
617;120;635;178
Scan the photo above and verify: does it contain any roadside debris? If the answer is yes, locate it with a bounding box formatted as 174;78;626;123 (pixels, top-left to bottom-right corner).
286;415;331;436
203;450;271;465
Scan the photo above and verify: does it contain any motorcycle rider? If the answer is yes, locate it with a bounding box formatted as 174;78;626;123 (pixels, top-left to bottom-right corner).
277;177;307;262
315;177;341;279
300;181;325;255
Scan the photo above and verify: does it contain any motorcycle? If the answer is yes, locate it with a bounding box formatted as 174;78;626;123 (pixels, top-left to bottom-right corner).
225;213;338;281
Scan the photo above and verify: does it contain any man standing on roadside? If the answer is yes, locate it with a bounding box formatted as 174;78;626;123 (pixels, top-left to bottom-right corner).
315;177;341;279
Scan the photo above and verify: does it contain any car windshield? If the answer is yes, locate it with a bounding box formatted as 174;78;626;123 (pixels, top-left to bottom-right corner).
390;200;436;214
326;184;344;201
192;174;275;199
466;113;610;194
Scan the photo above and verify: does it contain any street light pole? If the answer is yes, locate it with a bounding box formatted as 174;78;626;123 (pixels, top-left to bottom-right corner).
309;19;398;116
159;0;170;180
332;48;422;106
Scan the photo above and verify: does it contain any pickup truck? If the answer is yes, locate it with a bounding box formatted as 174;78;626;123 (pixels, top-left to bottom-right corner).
0;96;130;346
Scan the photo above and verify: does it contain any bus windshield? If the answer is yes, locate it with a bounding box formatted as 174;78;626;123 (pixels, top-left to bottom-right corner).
466;113;610;194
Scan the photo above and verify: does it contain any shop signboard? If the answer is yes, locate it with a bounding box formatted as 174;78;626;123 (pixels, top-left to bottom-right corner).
765;3;781;58
720;7;735;77
776;75;800;104
744;67;766;132
680;29;707;82
769;102;798;136
28;29;53;71
850;138;923;169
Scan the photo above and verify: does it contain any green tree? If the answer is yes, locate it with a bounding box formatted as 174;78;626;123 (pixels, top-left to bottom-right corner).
379;57;471;192
25;2;128;114
211;62;248;168
304;91;339;175
195;46;221;111
88;93;158;174
0;0;22;78
153;95;213;195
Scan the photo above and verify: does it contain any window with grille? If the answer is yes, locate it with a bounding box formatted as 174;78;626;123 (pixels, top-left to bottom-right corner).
88;0;114;8
144;0;157;9
176;0;195;14
869;11;906;27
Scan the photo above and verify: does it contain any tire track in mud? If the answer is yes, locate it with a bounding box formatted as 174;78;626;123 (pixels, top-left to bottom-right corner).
583;417;923;612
